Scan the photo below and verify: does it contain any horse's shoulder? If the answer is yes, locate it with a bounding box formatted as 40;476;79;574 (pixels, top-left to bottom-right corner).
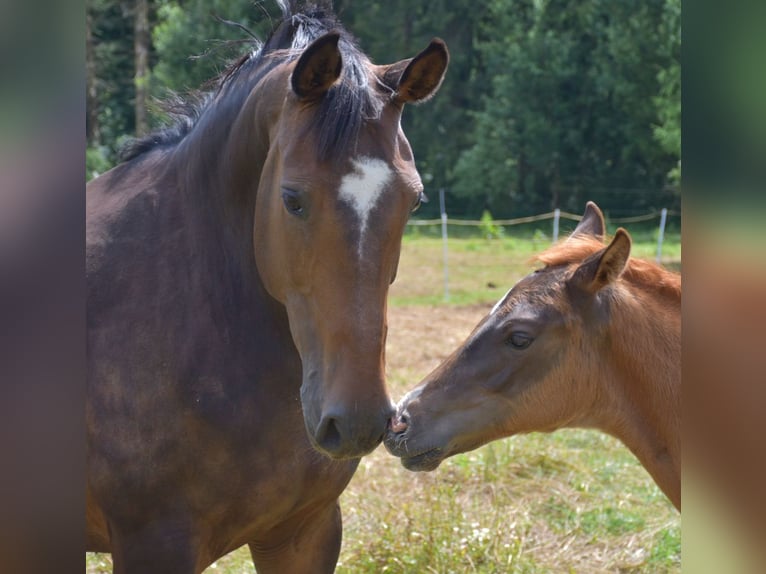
87;164;171;294
89;159;166;227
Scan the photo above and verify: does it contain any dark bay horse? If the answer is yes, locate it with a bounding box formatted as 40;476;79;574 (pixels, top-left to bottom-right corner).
385;202;681;510
86;2;448;571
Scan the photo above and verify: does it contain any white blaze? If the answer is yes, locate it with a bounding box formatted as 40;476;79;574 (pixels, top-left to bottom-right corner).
338;156;393;255
490;272;534;315
490;287;514;316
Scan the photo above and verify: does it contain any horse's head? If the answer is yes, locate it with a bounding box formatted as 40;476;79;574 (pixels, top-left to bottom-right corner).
251;29;448;459
384;203;637;470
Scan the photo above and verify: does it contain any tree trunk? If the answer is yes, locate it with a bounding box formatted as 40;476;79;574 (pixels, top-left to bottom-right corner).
133;0;150;136
86;10;100;144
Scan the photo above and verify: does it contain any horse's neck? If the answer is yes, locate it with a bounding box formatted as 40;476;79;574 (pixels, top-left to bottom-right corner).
170;88;269;224
600;285;681;508
162;82;286;332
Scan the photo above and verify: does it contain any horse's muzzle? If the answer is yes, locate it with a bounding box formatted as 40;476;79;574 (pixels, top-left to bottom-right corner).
311;404;394;459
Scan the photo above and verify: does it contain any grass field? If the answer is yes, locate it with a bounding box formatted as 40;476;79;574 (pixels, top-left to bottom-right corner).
87;229;681;573
391;223;681;307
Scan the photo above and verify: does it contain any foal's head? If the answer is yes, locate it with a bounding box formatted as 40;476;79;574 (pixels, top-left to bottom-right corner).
246;15;448;459
385;202;678;470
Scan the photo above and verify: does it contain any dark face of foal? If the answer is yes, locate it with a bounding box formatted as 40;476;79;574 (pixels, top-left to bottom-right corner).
385;268;575;470
384;206;633;470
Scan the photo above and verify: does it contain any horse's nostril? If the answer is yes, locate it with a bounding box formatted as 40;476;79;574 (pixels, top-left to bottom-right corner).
313;409;391;458
316;416;343;452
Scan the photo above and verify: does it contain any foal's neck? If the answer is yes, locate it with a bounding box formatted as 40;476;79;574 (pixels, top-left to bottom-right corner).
601;284;681;509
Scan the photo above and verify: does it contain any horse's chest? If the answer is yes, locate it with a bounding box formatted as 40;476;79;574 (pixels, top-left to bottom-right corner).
173;407;358;546
88;362;354;525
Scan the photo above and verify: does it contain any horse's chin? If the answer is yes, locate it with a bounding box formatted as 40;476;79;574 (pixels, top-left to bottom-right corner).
399;447;445;472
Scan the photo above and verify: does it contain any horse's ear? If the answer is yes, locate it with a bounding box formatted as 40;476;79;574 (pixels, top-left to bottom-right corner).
568;201;605;241
382;38;449;104
568;228;632;294
291;32;342;100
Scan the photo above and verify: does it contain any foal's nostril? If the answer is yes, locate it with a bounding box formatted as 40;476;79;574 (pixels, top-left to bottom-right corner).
389;413;409;434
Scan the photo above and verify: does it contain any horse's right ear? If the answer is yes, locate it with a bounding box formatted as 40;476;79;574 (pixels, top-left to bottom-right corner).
568;228;632;294
291;32;342;100
568;201;605;241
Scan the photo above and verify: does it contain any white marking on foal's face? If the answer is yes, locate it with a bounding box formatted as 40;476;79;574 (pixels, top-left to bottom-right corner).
338;156;393;255
490;287;514;316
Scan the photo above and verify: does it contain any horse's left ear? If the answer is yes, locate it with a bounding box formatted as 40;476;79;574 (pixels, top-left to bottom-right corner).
569;228;632;294
291;32;342;100
380;38;449;104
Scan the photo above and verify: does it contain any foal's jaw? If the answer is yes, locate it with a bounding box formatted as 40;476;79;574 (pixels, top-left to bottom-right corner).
385;295;573;469
385;382;504;471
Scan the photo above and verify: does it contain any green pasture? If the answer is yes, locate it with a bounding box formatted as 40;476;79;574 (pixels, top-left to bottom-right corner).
391;223;682;307
87;230;681;573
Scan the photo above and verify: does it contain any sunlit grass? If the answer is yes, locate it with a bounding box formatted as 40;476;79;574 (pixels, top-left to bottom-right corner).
333;429;679;574
182;429;679;573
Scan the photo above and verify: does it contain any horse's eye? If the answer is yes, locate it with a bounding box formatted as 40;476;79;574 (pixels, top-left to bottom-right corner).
508;332;533;349
412;191;427;213
281;189;305;217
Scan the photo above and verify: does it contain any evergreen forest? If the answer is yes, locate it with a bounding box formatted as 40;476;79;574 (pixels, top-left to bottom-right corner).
86;0;680;219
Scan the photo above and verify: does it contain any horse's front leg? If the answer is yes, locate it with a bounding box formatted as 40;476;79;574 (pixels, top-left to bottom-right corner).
108;517;202;574
248;501;343;574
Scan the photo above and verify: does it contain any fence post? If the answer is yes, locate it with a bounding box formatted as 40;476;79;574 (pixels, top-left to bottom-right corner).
552;208;560;243
656;208;668;263
439;188;450;301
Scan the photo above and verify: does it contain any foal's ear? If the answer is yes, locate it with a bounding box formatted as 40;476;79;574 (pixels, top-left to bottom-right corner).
569;228;632;294
381;38;449;104
291;32;342;100
568;201;606;241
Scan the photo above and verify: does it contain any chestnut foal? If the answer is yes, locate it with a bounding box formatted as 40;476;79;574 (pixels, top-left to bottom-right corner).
385;202;681;510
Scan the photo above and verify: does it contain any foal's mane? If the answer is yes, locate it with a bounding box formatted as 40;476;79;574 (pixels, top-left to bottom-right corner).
536;236;681;300
120;0;383;164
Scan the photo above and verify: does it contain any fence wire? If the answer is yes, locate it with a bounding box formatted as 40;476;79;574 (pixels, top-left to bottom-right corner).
405;208;680;301
407;210;681;227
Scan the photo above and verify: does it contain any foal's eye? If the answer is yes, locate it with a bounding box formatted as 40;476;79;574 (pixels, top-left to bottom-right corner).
281;189;304;217
412;190;427;213
507;332;534;349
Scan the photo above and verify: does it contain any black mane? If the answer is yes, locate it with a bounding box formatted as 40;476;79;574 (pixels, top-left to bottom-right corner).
120;0;384;164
